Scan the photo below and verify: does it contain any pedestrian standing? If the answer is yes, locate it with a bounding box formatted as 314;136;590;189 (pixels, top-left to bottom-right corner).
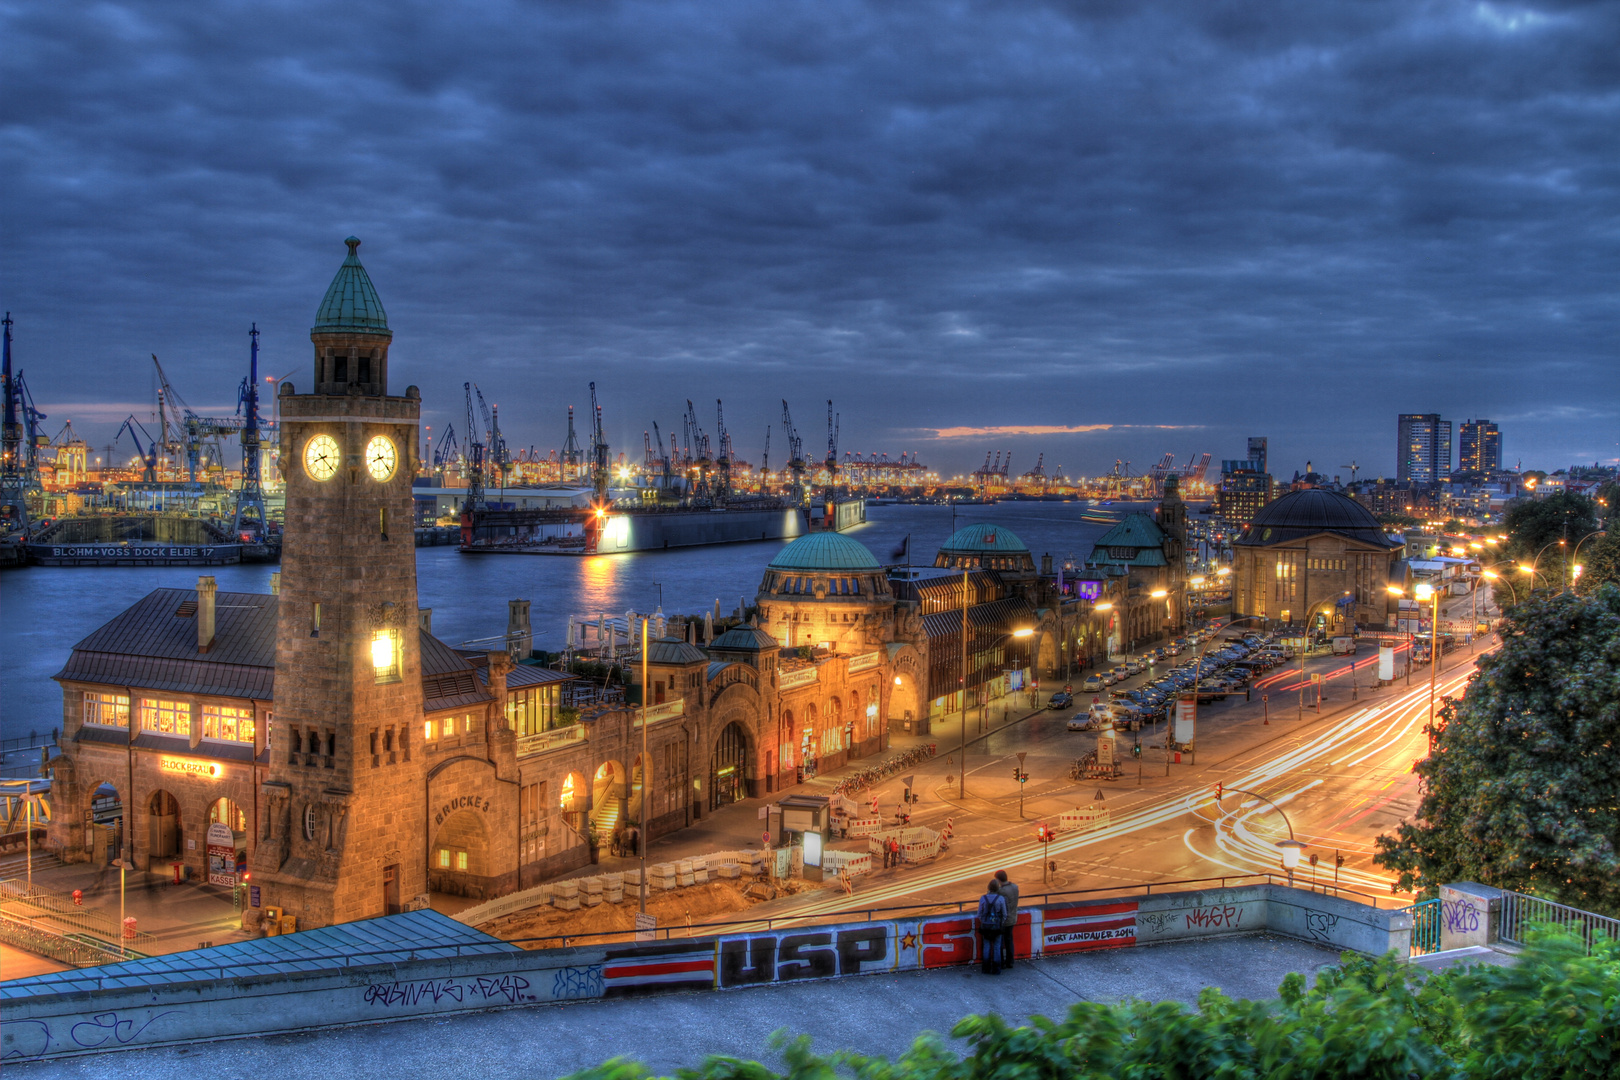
977;879;1007;975
994;869;1019;969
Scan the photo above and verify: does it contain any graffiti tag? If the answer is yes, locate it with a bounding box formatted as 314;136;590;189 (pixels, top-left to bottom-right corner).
69;1011;176;1050
1442;900;1481;934
1184;905;1243;930
363;974;533;1008
1;1019;54;1060
718;926;889;987
1304;911;1340;941
1137;911;1175;935
552;965;604;1000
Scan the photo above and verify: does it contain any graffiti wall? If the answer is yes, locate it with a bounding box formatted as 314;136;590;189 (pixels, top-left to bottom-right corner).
2;883;1411;1063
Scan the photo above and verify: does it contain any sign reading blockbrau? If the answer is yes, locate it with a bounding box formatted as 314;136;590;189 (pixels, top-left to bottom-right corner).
434;792;492;828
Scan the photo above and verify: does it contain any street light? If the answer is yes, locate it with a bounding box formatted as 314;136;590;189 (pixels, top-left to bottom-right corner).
1391;583;1442;747
1212;784;1307;886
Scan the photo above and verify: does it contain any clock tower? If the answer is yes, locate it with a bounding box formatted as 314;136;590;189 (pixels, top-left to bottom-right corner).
254;237;427;927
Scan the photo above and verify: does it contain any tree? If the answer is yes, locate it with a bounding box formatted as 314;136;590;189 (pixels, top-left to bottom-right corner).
1375;585;1620;916
1577;529;1620;595
1492;491;1600;605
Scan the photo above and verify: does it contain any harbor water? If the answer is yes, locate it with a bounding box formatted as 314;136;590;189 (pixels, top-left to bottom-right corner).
0;502;1168;747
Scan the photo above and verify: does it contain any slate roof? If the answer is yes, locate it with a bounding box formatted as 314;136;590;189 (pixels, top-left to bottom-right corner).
920;597;1038;639
55;586;491;712
642;638;709;665
53;588;279;700
768;532;882;571
1088;513;1170;567
0;909;518;1000
312;237;391;337
709;624;780;651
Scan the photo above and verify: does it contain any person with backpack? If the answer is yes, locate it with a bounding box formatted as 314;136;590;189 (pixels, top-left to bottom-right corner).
977;878;1007;974
994;869;1020;969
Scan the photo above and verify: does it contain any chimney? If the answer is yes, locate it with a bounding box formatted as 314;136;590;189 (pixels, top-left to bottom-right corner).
269;571;281;595
507;599;531;659
418;607;432;633
197;575;218;653
1041;553;1053;576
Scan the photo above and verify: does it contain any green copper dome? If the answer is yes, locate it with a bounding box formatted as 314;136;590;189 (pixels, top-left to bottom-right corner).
940;522;1028;554
313;237;391;337
768;532;882;571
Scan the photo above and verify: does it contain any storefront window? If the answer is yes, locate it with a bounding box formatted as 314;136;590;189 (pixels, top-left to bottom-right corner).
82;691;130;727
139;698;188;736
201;704;256;743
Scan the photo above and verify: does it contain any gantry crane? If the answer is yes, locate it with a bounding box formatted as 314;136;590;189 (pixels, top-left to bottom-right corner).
588;382;610;504
780;400;807;507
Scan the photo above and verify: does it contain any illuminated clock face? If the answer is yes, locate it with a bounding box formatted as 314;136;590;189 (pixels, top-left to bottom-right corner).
303;434;340;481
365;435;397;481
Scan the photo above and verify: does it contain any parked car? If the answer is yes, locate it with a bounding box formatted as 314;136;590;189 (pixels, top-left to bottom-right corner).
1047;691;1074;710
1066;714;1095;732
1081;674;1104;693
1125;660;1144;676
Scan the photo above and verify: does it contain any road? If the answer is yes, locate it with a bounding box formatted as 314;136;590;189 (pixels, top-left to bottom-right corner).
756;627;1489;924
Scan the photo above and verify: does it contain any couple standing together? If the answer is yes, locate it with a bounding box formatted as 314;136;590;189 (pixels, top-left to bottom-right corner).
975;870;1019;974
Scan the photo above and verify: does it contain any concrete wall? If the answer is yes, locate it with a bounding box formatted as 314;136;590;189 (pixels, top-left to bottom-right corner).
1;883;1411;1063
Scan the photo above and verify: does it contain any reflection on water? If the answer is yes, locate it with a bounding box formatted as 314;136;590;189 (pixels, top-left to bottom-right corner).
1;502;1151;741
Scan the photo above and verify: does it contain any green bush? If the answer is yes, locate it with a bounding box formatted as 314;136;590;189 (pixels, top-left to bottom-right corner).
564;929;1618;1080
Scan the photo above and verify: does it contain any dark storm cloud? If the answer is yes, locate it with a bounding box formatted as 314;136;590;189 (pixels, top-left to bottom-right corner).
3;0;1617;476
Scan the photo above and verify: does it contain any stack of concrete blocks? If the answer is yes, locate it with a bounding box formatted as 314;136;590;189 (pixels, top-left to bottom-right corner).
582;877;604;907
604;872;624;904
692;856;709;884
551;879;580;911
650;862;678;891
677;859;695;886
717;861;742;879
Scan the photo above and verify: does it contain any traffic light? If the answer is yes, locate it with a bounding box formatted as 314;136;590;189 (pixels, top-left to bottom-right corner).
1132;742;1141;758
1215;782;1223;799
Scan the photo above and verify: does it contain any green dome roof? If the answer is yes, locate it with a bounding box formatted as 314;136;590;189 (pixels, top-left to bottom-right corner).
768;532;881;571
313;237;391;337
940;522;1028;554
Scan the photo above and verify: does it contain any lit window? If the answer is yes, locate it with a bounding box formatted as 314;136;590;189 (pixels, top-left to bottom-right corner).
437;849;450;868
442;717;455;739
371;629;400;683
456;851;468;871
202;704;255;743
423;720;433;741
139;699;188;735
82;692;130;727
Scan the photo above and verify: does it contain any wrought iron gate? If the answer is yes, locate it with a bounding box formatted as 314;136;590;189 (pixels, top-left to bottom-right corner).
710;723;746;810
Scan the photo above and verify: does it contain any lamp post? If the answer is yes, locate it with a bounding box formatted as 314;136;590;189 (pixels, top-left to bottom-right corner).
1390;583;1442;746
1212;783;1307;886
638;616;650;916
1569;531;1607;594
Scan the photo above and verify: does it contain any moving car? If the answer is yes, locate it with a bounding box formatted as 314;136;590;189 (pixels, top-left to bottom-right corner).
1047;691;1074;710
1081;674;1104;693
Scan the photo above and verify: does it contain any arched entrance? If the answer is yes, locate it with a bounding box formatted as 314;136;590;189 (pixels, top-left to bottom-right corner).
889;672;922;729
88;782;123;864
429;809;489;897
709;722;748;810
148;790;181;860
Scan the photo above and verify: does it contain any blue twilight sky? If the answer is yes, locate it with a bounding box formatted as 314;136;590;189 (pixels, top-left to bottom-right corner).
2;0;1617;481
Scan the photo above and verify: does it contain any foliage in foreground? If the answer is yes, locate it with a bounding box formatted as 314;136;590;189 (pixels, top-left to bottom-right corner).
1374;584;1620;917
565;929;1619;1080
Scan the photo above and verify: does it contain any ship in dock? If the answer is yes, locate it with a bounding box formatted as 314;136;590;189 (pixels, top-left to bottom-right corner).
1;317;283;569
459;392;862;555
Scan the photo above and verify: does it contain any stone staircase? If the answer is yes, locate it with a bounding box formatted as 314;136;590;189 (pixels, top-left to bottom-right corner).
590;796;623;843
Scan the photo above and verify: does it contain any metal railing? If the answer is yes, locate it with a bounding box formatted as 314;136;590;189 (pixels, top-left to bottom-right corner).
0;912;138;968
0;879;156;948
4;871;1397;989
1499;890;1619;953
1404;898;1442;956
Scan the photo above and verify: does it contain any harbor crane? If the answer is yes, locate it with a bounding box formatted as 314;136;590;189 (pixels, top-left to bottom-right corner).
651;420;673;492
432;422;461;473
561;405;583;482
760;426;770;495
824;400;839;487
1;313;48;534
588;382;610;503
462;382;485;514
230;325;268;541
684;399;712;505
114;416;162;485
714;399;733;503
780;400;807;507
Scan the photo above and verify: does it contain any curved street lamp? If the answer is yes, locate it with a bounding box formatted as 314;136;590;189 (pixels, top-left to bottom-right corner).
1211;784;1307;884
1569;530;1607;593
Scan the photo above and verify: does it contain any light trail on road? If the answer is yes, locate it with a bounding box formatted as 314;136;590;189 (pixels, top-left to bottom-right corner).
776;651;1487;922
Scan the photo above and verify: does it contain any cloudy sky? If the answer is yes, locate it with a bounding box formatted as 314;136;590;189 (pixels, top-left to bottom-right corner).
3;0;1616;480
